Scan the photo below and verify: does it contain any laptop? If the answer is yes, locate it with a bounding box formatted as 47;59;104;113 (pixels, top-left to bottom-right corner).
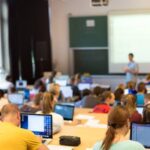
8;93;24;106
60;86;73;98
54;104;75;121
16;80;27;89
21;113;53;145
130;123;150;148
78;83;91;91
55;79;68;86
137;106;143;115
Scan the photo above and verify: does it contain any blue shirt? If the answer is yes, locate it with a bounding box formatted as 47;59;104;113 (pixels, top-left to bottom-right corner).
126;61;138;83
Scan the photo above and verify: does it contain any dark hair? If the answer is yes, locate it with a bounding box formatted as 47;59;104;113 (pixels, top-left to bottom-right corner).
101;106;129;150
82;89;91;97
114;88;124;101
5;75;13;82
34;92;43;106
126;81;136;90
34;79;46;92
0;90;4;98
143;104;150;123
129;53;134;57
93;86;103;97
137;82;146;93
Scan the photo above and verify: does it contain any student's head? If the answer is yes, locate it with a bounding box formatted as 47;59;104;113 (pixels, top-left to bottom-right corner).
114;88;124;101
1;104;20;126
34;79;46;92
144;94;150;105
102;91;115;105
41;92;54;114
121;94;136;115
93;86;103;97
102;106;130;150
5;75;13;82
143;104;150;123
33;92;43;106
82;89;91;97
49;83;60;100
128;53;134;61
146;74;150;82
0;90;4;99
126;81;136;90
137;82;146;93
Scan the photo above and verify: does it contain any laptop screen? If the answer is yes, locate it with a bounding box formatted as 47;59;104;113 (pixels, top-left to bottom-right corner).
137;106;143;115
8;93;24;105
16;80;27;89
78;83;91;91
60;86;73;98
54;104;74;121
21;114;52;139
130;123;150;148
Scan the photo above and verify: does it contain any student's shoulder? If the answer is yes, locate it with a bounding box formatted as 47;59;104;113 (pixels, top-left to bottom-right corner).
93;141;103;150
117;140;145;149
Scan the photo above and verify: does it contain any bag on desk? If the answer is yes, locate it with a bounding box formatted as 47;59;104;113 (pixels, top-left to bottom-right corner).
59;136;81;146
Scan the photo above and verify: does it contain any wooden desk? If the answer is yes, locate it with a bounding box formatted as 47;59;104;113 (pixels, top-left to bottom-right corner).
51;125;107;150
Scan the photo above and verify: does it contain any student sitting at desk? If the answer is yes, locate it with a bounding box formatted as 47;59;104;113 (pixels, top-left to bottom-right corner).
0;90;9;112
143;103;150;123
121;94;142;123
93;91;115;113
93;106;145;150
36;92;64;134
136;82;146;106
0;104;48;150
114;88;124;106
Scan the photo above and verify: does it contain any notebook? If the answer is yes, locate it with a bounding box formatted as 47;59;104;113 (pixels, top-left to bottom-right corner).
8;93;24;105
130;123;150;148
54;104;75;121
21;113;53;145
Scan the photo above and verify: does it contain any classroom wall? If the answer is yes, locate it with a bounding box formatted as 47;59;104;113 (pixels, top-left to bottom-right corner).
49;0;150;74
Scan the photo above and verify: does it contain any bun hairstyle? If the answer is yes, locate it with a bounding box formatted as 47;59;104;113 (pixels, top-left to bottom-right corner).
143;104;150;123
101;106;129;150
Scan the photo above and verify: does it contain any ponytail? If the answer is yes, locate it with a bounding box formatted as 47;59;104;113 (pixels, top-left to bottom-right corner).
101;126;115;150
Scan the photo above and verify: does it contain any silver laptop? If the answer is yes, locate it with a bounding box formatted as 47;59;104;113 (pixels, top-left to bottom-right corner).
21;113;53;145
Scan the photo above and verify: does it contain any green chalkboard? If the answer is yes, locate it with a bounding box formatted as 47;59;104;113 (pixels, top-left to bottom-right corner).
74;50;108;74
69;16;108;47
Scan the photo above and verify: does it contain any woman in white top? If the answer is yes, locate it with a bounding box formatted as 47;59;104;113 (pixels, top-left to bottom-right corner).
0;90;9;111
36;92;64;134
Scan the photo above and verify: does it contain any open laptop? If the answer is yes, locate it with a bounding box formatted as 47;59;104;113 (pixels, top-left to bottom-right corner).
60;86;73;98
8;93;24;106
16;80;27;89
136;106;143;115
54;104;75;121
130;123;150;148
78;83;91;91
21;113;53;145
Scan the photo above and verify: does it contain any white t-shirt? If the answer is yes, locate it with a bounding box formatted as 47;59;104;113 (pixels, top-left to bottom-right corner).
0;98;9;111
36;111;64;134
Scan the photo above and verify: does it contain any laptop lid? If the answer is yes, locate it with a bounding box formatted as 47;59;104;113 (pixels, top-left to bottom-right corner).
8;93;24;105
21;113;53;139
130;123;150;148
54;104;75;121
78;83;91;91
60;86;73;98
16;80;27;89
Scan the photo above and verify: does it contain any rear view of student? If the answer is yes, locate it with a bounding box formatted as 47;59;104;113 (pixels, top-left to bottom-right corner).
136;82;146;106
114;88;124;106
121;94;142;123
93;106;145;150
143;104;150;123
93;91;115;113
36;92;64;134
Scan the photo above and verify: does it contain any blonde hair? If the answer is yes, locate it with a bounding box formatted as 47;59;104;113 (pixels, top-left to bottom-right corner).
49;83;60;97
41;92;54;114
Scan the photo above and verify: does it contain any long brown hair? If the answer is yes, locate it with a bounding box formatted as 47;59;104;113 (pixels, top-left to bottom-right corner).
101;106;129;150
41;92;54;114
121;94;136;115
